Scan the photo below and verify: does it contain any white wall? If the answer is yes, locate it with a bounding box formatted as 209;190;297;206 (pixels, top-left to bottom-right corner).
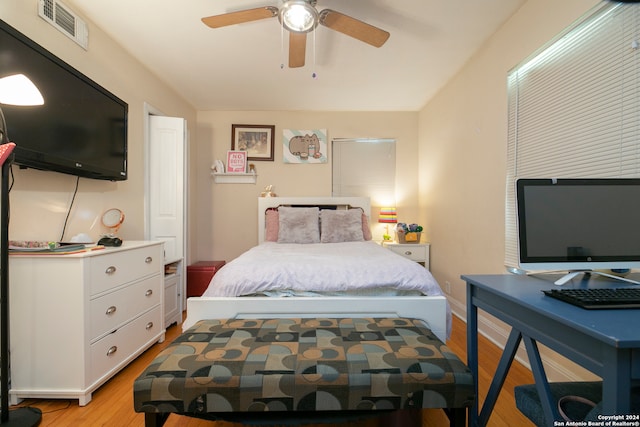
418;0;601;381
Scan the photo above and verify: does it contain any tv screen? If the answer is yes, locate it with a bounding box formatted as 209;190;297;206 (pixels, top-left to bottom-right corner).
0;19;127;181
516;178;640;272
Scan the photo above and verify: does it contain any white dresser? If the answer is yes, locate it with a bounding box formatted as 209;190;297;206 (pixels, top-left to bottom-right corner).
8;241;165;406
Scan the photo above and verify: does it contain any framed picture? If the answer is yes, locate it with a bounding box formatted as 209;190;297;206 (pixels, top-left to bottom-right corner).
226;150;247;173
232;124;275;161
282;129;328;164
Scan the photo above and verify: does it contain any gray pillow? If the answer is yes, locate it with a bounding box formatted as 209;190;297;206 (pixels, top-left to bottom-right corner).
320;209;365;243
277;207;320;243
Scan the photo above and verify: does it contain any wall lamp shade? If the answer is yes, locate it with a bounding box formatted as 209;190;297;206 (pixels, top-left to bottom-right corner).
0;74;44;146
279;0;318;33
0;74;44;106
378;207;397;224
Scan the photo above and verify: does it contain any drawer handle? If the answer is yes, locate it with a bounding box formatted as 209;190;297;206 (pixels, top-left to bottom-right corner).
105;266;116;275
145;289;153;297
106;346;118;357
404;251;413;256
145;256;153;264
105;306;117;315
146;322;154;330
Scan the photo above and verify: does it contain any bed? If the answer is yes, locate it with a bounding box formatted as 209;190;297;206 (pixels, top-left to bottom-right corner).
183;197;451;343
134;197;471;426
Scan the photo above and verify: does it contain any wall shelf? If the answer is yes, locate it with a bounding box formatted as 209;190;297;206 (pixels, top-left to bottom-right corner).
212;173;257;184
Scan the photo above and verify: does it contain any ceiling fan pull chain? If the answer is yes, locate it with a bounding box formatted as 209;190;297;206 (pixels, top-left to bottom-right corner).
280;22;285;69
312;27;317;79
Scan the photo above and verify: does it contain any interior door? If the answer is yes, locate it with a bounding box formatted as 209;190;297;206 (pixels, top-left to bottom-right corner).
148;115;185;262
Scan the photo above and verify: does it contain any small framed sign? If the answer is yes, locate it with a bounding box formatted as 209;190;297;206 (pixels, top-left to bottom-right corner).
226;150;247;173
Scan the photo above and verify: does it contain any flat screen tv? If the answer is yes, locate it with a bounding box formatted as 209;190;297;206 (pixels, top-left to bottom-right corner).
516;178;640;277
0;19;127;181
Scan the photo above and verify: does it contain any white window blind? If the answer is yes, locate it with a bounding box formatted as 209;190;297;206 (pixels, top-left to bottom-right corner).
332;138;396;205
505;2;640;268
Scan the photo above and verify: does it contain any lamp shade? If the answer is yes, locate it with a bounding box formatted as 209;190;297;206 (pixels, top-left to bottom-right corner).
378;207;397;223
0;74;44;106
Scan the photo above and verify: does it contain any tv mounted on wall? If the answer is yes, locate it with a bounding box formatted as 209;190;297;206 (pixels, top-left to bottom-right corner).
516;178;640;284
0;19;127;181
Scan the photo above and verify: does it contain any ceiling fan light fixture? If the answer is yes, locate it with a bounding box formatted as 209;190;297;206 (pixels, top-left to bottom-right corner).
279;0;318;33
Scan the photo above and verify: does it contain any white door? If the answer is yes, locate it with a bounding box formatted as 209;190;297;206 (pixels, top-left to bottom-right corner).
149;115;185;262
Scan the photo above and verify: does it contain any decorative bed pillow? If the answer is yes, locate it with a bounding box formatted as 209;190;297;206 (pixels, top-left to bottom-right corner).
320;209;365;243
265;209;279;242
360;210;372;241
277;207;320;243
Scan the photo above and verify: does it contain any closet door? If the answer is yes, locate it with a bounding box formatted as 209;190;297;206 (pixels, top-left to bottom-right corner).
149;115;187;326
149;116;185;262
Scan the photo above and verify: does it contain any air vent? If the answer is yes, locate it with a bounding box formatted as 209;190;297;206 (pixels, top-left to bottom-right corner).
38;0;88;50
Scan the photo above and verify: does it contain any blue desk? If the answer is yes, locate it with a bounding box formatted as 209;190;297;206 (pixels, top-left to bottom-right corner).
462;274;640;426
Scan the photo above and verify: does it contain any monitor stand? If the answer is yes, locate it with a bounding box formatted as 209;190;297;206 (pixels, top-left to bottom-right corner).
554;270;640;286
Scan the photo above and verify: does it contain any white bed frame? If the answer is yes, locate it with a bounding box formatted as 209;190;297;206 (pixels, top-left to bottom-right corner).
185;197;449;342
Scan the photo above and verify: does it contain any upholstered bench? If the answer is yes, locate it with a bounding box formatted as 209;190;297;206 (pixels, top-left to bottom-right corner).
134;317;475;426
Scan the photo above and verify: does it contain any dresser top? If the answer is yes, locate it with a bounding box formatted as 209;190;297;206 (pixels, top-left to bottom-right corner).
9;240;163;258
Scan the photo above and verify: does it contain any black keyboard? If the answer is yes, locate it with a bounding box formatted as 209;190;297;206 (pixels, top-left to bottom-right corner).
543;287;640;309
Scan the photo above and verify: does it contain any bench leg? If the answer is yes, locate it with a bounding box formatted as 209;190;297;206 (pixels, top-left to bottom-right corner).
444;407;467;427
144;412;170;427
377;408;422;427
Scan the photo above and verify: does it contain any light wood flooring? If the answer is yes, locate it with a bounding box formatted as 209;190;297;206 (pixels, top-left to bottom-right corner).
11;314;534;426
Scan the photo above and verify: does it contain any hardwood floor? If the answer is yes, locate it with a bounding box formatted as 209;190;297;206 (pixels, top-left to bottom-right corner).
12;314;534;426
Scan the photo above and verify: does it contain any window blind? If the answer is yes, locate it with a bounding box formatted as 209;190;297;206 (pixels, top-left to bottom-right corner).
332;138;396;205
505;2;640;268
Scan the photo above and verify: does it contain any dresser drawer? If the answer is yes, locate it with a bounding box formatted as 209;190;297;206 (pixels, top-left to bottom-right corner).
90;306;162;383
387;244;427;262
90;275;162;341
90;245;163;295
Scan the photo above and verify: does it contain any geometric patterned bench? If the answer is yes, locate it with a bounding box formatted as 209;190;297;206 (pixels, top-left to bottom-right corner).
133;317;475;426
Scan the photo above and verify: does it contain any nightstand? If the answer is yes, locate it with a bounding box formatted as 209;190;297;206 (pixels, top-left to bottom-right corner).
382;241;430;270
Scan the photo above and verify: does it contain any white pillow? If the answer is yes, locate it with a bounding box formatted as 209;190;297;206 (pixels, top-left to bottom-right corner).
277;207;320;244
320;209;364;243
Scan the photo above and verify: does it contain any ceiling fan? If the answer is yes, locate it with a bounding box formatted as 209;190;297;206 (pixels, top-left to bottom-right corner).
201;0;390;68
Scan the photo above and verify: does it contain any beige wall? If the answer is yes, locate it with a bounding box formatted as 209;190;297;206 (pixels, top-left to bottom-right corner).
418;0;601;381
2;1;197;259
195;111;420;262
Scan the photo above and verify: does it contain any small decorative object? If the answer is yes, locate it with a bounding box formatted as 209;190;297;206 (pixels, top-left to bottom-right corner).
260;185;277;197
249;163;256;174
396;222;423;244
102;208;125;235
232;124;275;161
212;159;225;173
226;150;247;173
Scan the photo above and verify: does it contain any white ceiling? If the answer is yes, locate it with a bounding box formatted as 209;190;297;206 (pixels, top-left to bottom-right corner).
68;0;525;111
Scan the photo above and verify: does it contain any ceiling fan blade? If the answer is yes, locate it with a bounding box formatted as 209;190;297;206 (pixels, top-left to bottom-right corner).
289;32;306;68
319;9;390;48
202;6;278;29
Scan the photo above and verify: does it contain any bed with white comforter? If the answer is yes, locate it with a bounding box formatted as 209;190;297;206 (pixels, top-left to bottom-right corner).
204;241;443;298
184;197;451;342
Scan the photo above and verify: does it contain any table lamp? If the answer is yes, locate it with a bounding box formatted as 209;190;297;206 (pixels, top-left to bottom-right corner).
0;73;44;426
378;207;397;241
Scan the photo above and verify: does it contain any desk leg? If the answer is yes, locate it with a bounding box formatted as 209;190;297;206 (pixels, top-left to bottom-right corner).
522;335;560;424
602;349;632;414
466;283;479;427
477;329;522;427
